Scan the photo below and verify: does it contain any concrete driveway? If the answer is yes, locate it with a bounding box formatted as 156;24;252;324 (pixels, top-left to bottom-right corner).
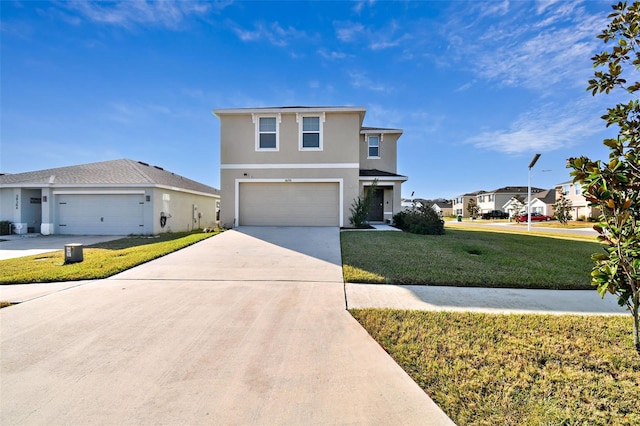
1;227;453;425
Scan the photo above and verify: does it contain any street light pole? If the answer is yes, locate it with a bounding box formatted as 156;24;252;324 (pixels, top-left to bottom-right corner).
528;153;541;231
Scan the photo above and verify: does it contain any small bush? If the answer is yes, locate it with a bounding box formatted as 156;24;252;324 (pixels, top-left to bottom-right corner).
577;215;586;222
393;202;444;235
349;180;377;228
0;221;11;235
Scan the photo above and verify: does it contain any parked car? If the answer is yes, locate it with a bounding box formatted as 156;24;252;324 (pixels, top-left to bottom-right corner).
517;212;552;222
481;210;509;220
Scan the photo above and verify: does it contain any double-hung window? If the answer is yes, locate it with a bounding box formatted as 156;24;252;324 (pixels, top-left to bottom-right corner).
368;135;380;158
297;113;324;150
253;114;280;151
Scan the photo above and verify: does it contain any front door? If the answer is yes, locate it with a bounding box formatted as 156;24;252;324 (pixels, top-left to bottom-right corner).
368;188;384;222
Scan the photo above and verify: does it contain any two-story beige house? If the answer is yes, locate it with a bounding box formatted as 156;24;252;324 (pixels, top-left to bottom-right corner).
555;180;599;220
452;191;484;218
213;106;407;228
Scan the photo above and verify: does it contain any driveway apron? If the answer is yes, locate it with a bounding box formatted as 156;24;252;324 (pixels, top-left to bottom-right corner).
1;227;453;425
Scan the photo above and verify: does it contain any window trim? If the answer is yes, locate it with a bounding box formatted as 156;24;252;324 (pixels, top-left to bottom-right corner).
252;113;281;151
574;183;581;196
367;135;380;158
297;113;324;151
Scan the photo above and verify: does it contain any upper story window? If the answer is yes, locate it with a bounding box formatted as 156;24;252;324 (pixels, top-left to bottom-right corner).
252;114;280;151
368;135;380;158
574;183;581;195
562;184;570;195
488;194;495;202
297;113;324;150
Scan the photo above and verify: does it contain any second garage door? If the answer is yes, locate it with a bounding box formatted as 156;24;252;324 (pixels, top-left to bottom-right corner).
57;194;145;235
239;182;339;226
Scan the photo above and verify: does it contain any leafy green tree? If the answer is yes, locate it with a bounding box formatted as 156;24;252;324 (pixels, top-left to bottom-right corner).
349;180;377;228
568;1;640;354
553;193;573;224
466;197;479;219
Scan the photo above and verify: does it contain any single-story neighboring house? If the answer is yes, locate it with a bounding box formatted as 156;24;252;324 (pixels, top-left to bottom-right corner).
0;159;220;235
431;201;453;217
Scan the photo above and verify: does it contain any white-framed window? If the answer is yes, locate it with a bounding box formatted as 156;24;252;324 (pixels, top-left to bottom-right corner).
297;113;324;150
252;114;280;151
368;135;380;158
574;183;581;195
489;194;494;202
562;184;570;195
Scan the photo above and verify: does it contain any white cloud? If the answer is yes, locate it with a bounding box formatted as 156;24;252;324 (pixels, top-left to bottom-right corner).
455;80;477;92
335;22;365;42
443;1;606;92
230;21;308;47
353;0;375;14
63;0;218;30
317;49;348;60
334;19;411;52
465;100;603;155
476;0;510;17
348;71;390;92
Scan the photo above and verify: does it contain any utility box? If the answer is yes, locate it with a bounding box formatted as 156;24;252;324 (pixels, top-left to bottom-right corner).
64;243;83;264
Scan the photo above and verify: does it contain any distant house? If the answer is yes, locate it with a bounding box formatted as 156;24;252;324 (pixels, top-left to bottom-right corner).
502;189;556;219
452;191;484;218
0;159;220;235
555;180;599;220
476;186;546;214
431;200;453;217
213;106;407;227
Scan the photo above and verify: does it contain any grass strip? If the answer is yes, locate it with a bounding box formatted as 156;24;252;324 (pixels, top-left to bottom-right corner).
351;309;640;426
341;229;601;289
0;231;220;284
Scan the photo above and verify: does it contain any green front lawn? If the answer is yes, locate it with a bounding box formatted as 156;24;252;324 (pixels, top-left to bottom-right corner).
341;229;601;289
0;231;221;284
351;309;640;426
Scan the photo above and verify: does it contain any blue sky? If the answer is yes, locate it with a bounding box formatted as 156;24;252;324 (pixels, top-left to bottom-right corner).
1;0;618;199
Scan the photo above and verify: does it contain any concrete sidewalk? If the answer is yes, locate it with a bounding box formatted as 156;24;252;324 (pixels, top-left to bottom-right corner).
346;283;628;315
1;227;454;425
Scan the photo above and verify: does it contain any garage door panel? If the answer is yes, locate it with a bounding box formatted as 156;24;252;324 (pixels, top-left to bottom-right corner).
239;182;339;226
57;194;144;235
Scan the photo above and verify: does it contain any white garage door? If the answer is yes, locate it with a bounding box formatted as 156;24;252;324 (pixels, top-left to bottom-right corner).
56;194;145;235
239;182;339;226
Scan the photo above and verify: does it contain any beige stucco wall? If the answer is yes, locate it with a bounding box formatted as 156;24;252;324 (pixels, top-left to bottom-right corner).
151;188;218;234
218;110;365;228
452;195;476;217
359;133;399;173
555;184;599;219
219;112;361;165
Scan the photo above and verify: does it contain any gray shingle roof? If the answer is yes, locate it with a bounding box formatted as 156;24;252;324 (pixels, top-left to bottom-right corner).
481;186;547;195
532;189;556;204
0;159;219;195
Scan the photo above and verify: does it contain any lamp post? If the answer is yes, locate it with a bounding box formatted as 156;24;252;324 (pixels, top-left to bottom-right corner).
527;153;541;231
